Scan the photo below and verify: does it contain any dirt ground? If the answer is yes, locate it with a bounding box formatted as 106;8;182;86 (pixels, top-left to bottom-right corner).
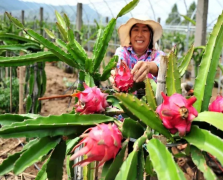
0;62;222;179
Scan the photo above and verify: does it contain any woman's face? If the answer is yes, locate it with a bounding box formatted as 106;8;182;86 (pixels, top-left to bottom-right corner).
130;23;151;54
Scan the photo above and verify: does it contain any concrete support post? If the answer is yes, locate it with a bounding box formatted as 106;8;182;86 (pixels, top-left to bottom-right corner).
194;0;209;46
76;3;83;43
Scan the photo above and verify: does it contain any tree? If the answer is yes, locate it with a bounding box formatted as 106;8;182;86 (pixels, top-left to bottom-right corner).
165;3;181;25
181;1;197;25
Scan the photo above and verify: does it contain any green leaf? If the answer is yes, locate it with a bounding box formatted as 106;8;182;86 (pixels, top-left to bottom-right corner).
0;51;59;67
55;11;66;30
166;51;182;96
56;39;67;50
0;43;40;51
0;114;38;126
184;125;223;166
0;114;114;138
29;72;35;94
106;95;122;110
193;111;223;132
85;58;93;73
56;22;68;42
194;12;223;112
0;33;39;44
0;138;40;176
137;148;145;180
26;94;32;113
180;14;196;25
66;154;74;179
66;137;80;155
63;13;70;28
115;93;173;140
83;161;95;180
101;140;129;180
93;28;103;57
145;155;155;176
116;0;139;18
35;158;49;180
66;43;85;69
85;73;95;87
46;140;66;180
23;138;40;150
191;146;218;180
0;151;22;176
145;78;157;111
67;28;74;44
115;150;138;180
5;12;24;29
44;28;56;39
24;29;75;67
178;44;194;76
147;139;186;180
122;118;144;139
100;55;118;81
93;18;116;71
13;136;60;175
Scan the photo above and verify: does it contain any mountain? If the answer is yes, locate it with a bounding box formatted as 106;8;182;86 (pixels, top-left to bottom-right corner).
0;0;107;24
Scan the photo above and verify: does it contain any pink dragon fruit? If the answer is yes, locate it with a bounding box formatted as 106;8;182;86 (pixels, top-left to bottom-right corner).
156;92;198;137
73;83;109;114
70;123;122;166
114;60;134;92
209;96;223;113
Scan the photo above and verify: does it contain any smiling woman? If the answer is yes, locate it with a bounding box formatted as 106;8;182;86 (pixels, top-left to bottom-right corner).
110;16;165;85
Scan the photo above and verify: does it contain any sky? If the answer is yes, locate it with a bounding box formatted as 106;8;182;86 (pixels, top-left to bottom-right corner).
19;0;222;27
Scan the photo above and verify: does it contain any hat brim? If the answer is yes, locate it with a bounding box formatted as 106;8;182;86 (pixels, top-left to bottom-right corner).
118;18;163;48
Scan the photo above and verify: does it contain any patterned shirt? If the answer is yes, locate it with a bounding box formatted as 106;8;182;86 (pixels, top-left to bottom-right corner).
115;46;165;81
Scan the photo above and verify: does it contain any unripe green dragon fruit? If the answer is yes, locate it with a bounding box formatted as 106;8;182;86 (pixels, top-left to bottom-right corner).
209;96;223;113
156;92;198;137
70;123;122;166
73;83;109;114
114;60;134;92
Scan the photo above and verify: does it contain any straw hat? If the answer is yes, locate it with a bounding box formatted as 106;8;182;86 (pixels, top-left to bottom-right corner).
118;16;163;48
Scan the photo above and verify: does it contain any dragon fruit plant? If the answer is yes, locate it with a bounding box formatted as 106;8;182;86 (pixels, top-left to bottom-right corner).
114;60;134;92
0;1;223;180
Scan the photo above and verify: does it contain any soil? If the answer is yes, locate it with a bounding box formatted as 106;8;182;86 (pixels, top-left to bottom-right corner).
0;62;222;179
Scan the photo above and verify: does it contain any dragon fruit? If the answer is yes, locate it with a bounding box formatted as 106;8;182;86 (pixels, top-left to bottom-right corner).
209;96;223;113
114;60;134;92
156;92;198;137
73;83;109;114
70;123;122;166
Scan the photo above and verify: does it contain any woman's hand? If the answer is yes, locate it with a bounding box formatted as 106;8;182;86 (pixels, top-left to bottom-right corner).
131;61;158;82
109;70;120;91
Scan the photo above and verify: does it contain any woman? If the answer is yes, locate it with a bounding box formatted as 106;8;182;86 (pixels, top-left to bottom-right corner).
110;16;165;86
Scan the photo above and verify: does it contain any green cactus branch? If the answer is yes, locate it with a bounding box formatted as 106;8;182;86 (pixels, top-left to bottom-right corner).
0;51;59;67
193;11;223;112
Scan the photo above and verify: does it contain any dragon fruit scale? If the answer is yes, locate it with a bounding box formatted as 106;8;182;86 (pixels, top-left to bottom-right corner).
156;92;198;137
70;123;122;167
72;83;109;114
114;60;134;92
209;96;223;113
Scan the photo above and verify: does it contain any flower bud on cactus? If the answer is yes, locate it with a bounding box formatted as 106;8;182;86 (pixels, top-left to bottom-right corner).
70;123;122;166
73;83;109;114
114;60;134;92
209;96;223;113
156;92;198;137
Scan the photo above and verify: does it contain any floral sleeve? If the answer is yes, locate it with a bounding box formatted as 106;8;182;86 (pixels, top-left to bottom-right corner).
115;46;128;67
152;50;165;68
